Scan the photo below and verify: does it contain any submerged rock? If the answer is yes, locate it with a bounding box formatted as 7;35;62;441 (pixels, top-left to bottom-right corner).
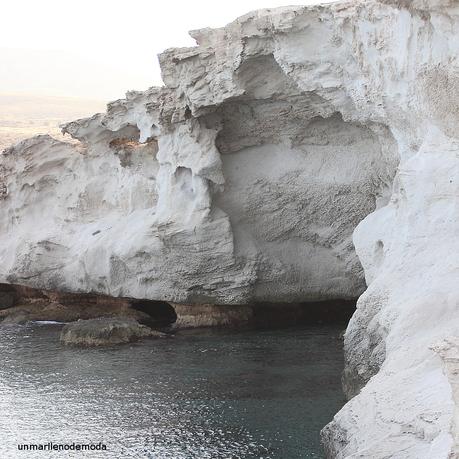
60;318;168;346
1;313;29;325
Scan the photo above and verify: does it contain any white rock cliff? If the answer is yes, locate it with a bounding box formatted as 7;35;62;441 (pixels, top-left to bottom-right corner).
0;0;458;457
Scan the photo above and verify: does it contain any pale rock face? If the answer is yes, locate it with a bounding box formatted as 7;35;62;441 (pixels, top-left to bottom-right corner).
0;2;401;305
323;128;459;458
1;0;459;457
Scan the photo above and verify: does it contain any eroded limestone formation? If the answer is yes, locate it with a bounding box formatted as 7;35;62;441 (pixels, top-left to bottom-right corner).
1;0;458;457
0;5;401;305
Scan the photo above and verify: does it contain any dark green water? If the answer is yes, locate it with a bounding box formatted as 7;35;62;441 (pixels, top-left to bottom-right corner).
0;323;346;458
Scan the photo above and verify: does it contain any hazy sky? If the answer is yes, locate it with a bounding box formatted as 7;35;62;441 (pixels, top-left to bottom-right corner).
1;0;334;102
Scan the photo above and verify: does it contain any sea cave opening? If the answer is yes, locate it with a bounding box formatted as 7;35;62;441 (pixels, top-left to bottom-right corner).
250;299;358;329
130;299;177;327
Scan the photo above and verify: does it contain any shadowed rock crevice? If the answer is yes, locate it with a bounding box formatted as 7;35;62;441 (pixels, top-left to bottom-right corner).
250;299;357;328
130;299;177;327
170;299;357;329
0;282;354;331
0;283;177;326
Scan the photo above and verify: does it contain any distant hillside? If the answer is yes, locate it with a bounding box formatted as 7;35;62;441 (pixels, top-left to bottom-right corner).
0;93;106;151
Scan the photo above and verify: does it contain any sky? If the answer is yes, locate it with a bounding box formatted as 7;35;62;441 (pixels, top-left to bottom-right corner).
1;0;335;102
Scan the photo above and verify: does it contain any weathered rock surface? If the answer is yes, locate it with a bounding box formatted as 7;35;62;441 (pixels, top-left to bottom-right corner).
0;284;175;325
322;126;459;457
60;318;167;346
1;0;459;457
0;5;401;305
171;303;254;329
0;299;148;325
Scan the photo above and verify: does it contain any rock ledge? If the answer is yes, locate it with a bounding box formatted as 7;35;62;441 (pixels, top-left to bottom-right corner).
60;318;168;346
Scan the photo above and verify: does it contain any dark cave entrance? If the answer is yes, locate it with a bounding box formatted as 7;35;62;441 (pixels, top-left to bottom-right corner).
0;283;17;309
130;300;177;327
250;299;357;329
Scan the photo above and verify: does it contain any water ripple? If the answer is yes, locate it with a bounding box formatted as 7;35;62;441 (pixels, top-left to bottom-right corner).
0;323;345;458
